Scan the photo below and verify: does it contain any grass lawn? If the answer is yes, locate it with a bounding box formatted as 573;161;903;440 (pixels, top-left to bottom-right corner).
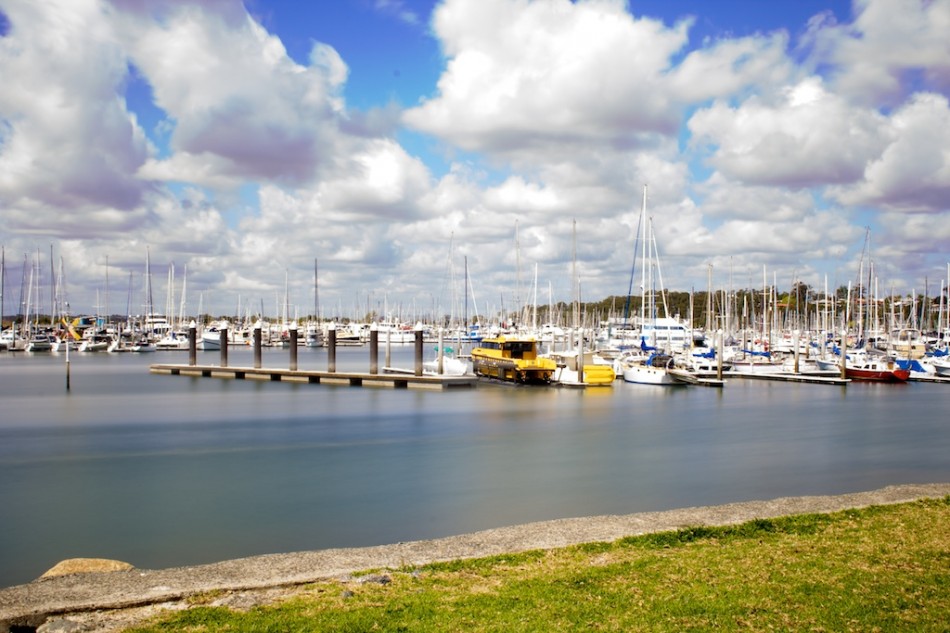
129;497;950;632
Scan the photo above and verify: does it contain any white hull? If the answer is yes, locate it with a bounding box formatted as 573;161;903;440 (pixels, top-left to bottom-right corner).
622;363;683;385
26;336;53;352
422;356;469;376
930;358;950;377
197;334;221;351
79;340;111;352
730;360;784;374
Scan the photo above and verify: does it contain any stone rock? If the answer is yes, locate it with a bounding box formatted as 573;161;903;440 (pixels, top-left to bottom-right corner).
40;558;134;579
37;616;84;632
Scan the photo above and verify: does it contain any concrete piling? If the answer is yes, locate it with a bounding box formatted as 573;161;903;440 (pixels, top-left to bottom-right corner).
369;323;379;375
437;329;444;375
289;322;298;371
220;324;228;368
188;321;197;366
253;322;262;369
414;323;424;377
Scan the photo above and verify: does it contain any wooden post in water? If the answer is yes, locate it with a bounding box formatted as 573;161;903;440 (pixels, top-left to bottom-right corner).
219;322;228;368
253;321;262;369
369;322;379;375
840;329;847;380
385;327;392;369
327;322;337;373
414;322;424;376
717;329;724;381
793;329;800;374
188;320;197;366
576;328;584;384
289;322;298;371
438;328;445;375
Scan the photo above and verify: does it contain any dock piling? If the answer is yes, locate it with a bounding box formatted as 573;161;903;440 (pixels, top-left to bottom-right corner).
793;329;800;374
188;320;197;366
328;323;337;373
438;329;444;375
840;329;847;380
220;323;228;368
253;321;262;369
576;329;584;384
717;329;724;381
414;323;423;376
385;328;391;368
370;323;379;375
289;322;298;371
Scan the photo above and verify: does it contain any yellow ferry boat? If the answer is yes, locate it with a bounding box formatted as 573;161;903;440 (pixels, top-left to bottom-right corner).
470;336;557;384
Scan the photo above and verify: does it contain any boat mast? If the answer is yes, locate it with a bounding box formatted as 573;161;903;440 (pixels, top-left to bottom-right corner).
313;258;320;322
145;246;153;320
179;265;188;329
533;262;539;331
571;218;578;330
1;246;4;333
49;243;55;327
105;255;109;331
638;184;648;332
515;220;522;325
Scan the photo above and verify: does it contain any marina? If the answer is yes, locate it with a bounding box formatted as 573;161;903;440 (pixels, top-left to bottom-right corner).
2;346;950;590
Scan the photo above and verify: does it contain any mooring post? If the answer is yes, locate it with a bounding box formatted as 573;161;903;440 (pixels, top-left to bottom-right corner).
577;329;585;384
717;329;724;381
328;322;337;373
414;322;424;376
253;321;262;369
840;329;847;380
369;322;379;374
793;329;800;374
385;327;392;369
438;328;445;375
219;322;228;368
188;320;197;366
289;321;298;371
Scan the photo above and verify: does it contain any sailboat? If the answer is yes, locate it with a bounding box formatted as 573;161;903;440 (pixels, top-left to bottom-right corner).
616;185;696;386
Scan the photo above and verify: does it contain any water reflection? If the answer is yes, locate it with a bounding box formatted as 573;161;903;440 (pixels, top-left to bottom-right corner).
0;349;948;587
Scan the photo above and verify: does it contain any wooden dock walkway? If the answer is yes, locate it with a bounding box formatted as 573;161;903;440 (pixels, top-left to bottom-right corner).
732;371;850;385
150;364;478;390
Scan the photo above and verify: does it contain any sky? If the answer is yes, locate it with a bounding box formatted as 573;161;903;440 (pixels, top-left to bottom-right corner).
1;0;949;322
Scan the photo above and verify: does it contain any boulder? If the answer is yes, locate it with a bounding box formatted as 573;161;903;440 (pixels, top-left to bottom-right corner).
40;558;134;579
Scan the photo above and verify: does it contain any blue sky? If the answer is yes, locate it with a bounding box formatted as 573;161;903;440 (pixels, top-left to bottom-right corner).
1;0;949;321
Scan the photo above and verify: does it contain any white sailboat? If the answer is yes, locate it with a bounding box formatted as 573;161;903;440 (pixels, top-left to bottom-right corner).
620;185;696;386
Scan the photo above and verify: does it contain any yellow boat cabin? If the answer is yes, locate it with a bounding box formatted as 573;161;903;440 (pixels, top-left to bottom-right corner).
470;336;557;384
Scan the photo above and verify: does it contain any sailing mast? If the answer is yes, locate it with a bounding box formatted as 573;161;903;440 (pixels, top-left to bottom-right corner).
571;218;578;330
313;258;320;322
639;184;648;330
1;246;4;335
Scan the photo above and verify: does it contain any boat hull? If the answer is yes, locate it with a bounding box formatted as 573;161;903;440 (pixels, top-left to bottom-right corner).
621;363;686;385
845;367;910;382
471;356;555;384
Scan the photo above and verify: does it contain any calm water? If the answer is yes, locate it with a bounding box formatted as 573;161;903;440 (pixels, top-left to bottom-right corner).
1;346;948;588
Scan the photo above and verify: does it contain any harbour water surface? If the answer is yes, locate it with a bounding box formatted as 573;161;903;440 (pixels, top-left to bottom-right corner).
1;346;948;588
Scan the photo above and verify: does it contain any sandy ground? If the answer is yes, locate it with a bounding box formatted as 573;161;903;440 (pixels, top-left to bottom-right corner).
2;482;949;632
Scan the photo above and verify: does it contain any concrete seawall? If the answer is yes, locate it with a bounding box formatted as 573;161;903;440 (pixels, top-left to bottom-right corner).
2;482;949;632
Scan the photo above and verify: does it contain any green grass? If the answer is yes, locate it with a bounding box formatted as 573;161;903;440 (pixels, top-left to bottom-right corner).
128;497;950;632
